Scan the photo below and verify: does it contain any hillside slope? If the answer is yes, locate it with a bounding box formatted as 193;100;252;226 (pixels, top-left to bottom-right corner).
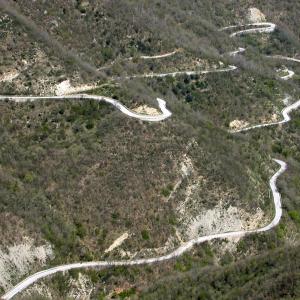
0;1;300;299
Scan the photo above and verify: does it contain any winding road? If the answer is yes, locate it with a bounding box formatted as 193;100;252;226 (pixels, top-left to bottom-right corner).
138;50;180;60
268;55;300;64
0;159;287;300
99;50;180;71
1;21;299;300
0;95;171;122
221;22;276;37
127;65;237;79
232;98;300;133
280;68;295;80
228;47;246;57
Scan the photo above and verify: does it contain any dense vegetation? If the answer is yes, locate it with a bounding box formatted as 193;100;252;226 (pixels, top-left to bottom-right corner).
140;244;300;300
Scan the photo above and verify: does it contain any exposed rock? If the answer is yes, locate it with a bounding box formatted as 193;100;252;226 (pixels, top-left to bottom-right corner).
132;105;160;116
247;8;266;23
55;79;96;95
68;273;94;300
0;71;19;83
186;203;265;239
229;119;250;131
0;237;53;290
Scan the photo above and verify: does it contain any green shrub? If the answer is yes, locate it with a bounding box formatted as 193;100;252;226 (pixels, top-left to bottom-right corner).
272;142;282;153
288;210;300;225
85;121;94;130
141;229;150;240
118;288;136;299
174;260;192;272
23;172;35;184
161;184;173;197
276;223;286;239
75;222;87;238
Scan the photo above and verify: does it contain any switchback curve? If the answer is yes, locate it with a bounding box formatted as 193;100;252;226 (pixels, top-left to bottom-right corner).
0;95;172;122
0;20;299;300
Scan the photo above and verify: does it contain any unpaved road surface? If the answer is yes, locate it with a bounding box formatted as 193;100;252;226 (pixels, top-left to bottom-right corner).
221;22;276;37
1;21;299;300
1;160;287;300
232;99;300;132
0;95;172;122
128;65;237;79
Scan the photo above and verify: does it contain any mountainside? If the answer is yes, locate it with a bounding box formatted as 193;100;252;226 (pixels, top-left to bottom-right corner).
0;1;300;299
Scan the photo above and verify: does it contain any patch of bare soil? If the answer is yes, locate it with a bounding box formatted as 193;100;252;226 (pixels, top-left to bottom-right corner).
104;232;130;254
132;105;160;116
55;79;97;96
229;119;250;131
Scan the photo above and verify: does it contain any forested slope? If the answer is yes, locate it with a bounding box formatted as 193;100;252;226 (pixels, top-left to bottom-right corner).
0;0;300;299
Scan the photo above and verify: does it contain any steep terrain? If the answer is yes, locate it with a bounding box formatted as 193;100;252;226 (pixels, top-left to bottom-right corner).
0;1;300;299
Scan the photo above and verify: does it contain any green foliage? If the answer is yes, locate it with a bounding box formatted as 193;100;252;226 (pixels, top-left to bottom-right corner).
7;181;19;193
160;184;173;197
276;223;286;239
118;288;136;299
293;117;300;128
168;215;177;225
236;239;247;253
272;142;282;154
52;273;69;296
101;48;114;61
23;171;35;184
85;120;94;130
2;3;300;298
288;210;300;225
174;259;192;272
111;212;119;220
42;220;77;258
75;222;87;238
220;251;233;266
68;269;80;279
141;229;150;240
97;290;106;300
140;245;300;300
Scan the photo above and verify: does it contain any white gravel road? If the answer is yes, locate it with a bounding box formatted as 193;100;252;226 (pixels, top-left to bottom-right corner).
1;20;299;300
